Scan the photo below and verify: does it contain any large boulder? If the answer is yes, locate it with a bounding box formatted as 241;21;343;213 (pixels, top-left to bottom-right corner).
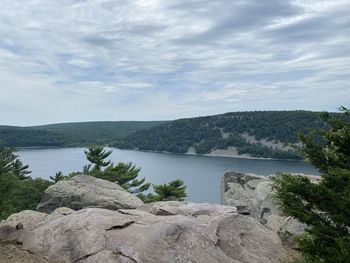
36;174;144;213
0;202;296;263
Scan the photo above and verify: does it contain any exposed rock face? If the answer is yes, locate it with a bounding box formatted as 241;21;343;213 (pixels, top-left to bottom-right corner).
221;171;309;249
36;175;144;213
0;202;295;263
221;171;270;216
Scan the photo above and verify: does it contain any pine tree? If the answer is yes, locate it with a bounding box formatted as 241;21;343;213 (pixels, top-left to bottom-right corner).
84;146;112;172
83;146;150;195
271;107;350;263
0;147;52;220
49;171;67;183
100;162;150;194
139;179;187;202
0;147;16;174
11;159;31;180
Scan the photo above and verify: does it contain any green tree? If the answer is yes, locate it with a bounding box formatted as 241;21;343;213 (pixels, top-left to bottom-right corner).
139;179;187;202
49;171;67;183
0;172;18;219
81;147;187;202
11;159;31;180
271;107;350;263
82;147;151;195
84;146;112;172
98;162;150;194
0;147;16;174
0;147;52;220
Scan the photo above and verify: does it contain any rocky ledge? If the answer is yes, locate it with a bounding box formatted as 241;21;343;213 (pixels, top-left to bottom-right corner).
221;171;320;249
0;174;300;263
0;202;295;263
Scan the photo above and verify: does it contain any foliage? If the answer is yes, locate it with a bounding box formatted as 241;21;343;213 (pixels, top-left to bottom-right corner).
11;159;31;180
114;111;327;159
0;172;18;219
80;147;186;201
0;147;16;174
138;179;187;203
82;146;150;195
0;147;52;220
84;146;112;171
0;127;65;147
1;112;328;160
271;107;350;263
49;171;68;183
0;121;165;147
12;178;52;212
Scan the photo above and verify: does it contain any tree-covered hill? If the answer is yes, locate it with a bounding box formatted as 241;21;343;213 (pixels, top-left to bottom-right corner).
0;121;165;147
0;126;66;147
113;111;329;160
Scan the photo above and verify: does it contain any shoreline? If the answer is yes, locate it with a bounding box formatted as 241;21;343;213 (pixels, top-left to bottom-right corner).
116;148;303;162
15;145;302;162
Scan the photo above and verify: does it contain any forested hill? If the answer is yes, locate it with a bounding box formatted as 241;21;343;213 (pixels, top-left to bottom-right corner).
113;111;328;160
0;121;165;147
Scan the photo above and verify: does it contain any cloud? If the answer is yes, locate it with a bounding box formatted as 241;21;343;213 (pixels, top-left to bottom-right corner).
0;0;348;125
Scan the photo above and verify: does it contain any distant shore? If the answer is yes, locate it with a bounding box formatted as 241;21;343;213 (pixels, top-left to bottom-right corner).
119;147;301;162
15;145;301;161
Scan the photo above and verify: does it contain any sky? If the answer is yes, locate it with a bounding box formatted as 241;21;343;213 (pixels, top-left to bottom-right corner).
0;0;349;126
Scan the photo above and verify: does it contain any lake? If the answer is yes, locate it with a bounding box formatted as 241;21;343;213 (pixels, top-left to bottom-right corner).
17;148;318;203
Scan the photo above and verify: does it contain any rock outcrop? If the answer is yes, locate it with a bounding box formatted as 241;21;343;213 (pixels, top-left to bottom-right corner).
221;171;272;217
221;171;311;249
36;174;144;213
0;202;295;263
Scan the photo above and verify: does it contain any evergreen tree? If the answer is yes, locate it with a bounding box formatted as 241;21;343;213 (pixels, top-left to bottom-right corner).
83;147;151;195
84;146;112;172
99;162;150;194
81;147;186;203
139;179;187;202
49;171;67;183
11;159;31;180
271;107;350;263
0;147;52;220
0;147;16;174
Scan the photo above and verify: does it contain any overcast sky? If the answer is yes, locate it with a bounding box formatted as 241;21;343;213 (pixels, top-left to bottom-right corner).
0;0;349;125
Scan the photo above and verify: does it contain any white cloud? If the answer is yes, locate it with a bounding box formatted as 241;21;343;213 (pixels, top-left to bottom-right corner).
67;59;96;68
0;0;349;125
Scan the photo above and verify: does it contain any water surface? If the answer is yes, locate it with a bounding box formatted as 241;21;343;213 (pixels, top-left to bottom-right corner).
17;148;318;203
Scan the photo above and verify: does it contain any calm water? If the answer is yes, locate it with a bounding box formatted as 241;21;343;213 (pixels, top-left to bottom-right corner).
17;148;318;203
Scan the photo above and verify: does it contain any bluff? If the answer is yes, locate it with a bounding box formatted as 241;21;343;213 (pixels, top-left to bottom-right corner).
113;111;326;160
0;175;298;263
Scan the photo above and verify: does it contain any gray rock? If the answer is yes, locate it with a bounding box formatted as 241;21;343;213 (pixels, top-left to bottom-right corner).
139;201;237;217
221;171;270;217
36;174;144;213
278;217;307;249
265;214;307;249
0;203;296;263
221;171;307;251
250;181;282;219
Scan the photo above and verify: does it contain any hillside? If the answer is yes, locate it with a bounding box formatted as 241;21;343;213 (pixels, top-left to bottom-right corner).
113;111;328;160
0;121;165;147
